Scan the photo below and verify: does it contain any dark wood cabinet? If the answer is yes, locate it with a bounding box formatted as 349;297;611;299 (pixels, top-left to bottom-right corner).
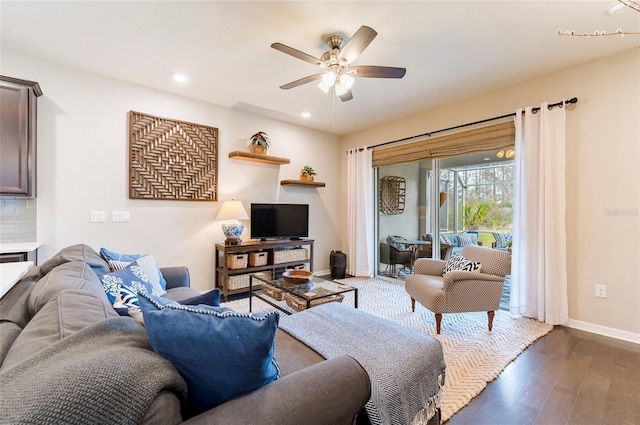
0;76;42;197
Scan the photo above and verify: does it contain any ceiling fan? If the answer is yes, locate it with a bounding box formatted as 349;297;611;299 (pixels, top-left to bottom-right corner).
271;25;406;102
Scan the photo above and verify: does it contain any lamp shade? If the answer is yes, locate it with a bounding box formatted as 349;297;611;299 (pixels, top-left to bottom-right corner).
216;200;249;220
217;200;249;245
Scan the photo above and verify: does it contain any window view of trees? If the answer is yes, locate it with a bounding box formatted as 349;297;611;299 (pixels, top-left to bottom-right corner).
441;163;514;233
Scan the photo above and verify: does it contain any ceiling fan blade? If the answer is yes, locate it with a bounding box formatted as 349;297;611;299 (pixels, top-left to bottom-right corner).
279;73;323;90
338;26;377;64
271;43;324;67
339;90;354;102
349;66;406;79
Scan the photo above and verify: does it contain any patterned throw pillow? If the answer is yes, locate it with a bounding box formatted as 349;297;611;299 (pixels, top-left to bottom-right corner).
100;247;168;290
492;232;513;249
99;260;159;309
442;253;482;276
138;292;280;415
458;233;478;247
108;255;166;296
387;235;408;250
439;234;452;245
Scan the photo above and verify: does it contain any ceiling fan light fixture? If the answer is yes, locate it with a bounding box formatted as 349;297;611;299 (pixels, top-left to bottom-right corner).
506;149;515;159
334;82;348;97
340;73;355;90
317;80;331;94
496;150;505;159
607;1;626;14
321;71;336;87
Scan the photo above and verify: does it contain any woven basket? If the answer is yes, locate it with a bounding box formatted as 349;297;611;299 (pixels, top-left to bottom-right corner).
283;293;344;312
273;248;308;264
227;254;248;269
261;283;283;301
228;271;272;291
249;252;268;267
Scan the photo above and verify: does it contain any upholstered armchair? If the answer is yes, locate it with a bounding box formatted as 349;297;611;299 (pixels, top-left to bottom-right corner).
405;245;511;334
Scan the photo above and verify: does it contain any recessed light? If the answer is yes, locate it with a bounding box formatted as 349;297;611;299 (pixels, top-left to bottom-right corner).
607;2;626;15
300;111;311;118
171;72;189;83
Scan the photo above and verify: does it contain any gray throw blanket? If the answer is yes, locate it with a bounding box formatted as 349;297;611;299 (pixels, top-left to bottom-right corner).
0;317;188;425
279;302;446;425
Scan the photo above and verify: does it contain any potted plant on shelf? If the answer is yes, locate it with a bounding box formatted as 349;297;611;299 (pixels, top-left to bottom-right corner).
300;165;317;182
249;131;270;155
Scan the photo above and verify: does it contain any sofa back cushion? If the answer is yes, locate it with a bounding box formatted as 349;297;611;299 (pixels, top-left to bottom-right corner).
28;261;112;316
39;244;110;277
2;289;118;371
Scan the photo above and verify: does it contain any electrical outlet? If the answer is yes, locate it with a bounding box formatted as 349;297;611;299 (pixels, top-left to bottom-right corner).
90;211;106;223
595;284;607;298
112;211;130;223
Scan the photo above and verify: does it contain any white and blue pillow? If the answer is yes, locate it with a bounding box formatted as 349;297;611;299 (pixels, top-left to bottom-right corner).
138;292;280;416
442;253;482;276
100;247;168;290
458;233;478;247
108;255;166;296
98;260;159;310
492;232;513;249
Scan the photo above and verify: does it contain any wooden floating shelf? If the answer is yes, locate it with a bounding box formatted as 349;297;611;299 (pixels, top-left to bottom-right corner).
228;151;290;165
280;180;326;188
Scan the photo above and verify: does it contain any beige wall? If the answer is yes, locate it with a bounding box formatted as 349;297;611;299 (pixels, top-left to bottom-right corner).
1;50;342;290
342;49;640;340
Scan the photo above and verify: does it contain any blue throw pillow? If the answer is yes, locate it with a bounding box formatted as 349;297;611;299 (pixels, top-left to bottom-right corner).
99;247;168;290
98;260;158;308
138;292;280;415
178;288;221;307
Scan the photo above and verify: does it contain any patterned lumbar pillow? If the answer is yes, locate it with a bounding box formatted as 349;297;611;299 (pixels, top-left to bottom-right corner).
442;253;482;276
439;234;452;245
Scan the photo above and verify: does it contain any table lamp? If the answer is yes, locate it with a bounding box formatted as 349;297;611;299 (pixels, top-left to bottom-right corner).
216;200;249;245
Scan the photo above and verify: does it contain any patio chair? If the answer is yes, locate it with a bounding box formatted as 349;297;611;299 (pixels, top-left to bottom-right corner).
405;245;511;334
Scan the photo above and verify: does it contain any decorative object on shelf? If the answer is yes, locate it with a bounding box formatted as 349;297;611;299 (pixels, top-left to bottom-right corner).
379;176;405;215
216;200;249;245
300;165;317;182
249;131;270;155
129;111;218;201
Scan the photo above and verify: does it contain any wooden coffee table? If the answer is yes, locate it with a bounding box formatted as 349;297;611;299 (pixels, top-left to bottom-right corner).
249;274;357;315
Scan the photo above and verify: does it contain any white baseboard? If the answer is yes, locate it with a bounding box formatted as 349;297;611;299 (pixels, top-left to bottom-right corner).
567;319;640;345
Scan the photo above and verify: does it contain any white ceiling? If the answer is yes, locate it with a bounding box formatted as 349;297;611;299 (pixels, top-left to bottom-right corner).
1;1;638;135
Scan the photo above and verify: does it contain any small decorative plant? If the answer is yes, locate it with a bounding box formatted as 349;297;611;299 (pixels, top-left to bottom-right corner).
300;165;317;182
249;131;270;154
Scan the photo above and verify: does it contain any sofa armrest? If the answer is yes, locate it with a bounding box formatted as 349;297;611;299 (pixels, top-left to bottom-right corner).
182;356;371;425
160;267;190;289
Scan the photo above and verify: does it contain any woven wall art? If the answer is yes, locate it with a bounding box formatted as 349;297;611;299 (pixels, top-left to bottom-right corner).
379;176;406;215
129;111;218;201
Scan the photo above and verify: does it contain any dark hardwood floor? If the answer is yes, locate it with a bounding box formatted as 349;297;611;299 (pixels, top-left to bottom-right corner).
445;326;640;425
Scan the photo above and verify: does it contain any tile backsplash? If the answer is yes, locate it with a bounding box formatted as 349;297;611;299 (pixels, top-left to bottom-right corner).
0;198;37;243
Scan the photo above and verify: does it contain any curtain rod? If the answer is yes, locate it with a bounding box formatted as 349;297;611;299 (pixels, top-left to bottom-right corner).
356;97;578;151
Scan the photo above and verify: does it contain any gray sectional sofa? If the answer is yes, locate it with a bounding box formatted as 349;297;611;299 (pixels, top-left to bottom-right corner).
0;244;370;425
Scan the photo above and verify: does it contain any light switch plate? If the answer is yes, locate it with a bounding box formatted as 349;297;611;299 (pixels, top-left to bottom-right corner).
112;211;130;223
90;211;106;223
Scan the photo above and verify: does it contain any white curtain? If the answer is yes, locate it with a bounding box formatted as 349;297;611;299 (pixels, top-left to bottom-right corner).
511;103;569;325
346;148;374;277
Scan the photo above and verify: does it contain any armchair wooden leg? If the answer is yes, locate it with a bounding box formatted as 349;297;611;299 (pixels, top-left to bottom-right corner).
411;297;415;312
435;313;442;334
487;311;495;331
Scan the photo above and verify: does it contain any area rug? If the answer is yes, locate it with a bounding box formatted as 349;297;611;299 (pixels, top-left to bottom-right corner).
221;276;553;422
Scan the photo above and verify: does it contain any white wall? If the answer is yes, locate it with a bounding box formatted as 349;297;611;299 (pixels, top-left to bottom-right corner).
342;49;640;340
1;51;341;290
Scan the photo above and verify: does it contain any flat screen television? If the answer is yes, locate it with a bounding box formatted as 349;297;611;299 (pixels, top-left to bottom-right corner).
250;203;309;240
